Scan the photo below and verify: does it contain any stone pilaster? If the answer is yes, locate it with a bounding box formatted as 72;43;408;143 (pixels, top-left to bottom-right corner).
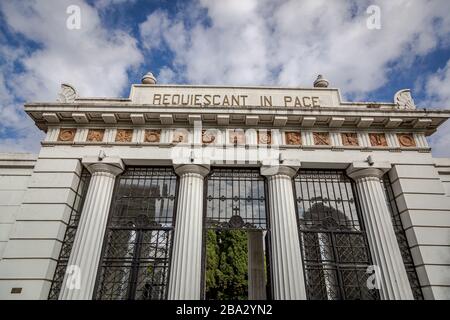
59;157;124;300
347;162;414;300
168;164;210;300
261;164;307;300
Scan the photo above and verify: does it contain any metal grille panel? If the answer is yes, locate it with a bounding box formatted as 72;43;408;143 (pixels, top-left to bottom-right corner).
205;168;267;230
48;169;91;300
294;170;379;300
95;167;177;300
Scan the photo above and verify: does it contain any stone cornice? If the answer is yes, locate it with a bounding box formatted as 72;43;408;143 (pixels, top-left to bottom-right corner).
24;104;450;135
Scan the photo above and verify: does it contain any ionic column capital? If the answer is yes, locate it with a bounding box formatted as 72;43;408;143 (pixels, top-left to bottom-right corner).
82;156;124;176
346;161;391;181
174;164;210;177
260;160;300;178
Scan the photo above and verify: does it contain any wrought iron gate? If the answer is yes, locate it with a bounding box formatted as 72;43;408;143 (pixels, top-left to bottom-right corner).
293;170;379;300
202;168;271;300
94;167;178;300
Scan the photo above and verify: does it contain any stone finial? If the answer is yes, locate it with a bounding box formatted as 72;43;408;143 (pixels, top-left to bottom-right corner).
141;72;157;85
57;83;78;103
394;89;416;110
313;74;329;88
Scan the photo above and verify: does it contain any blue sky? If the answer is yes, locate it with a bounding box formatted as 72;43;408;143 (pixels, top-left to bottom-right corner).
1;0;450;155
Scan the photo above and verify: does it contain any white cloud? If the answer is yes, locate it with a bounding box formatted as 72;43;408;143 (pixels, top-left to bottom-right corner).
425;60;450;157
95;0;137;9
0;0;143;153
140;0;450;95
139;0;450;156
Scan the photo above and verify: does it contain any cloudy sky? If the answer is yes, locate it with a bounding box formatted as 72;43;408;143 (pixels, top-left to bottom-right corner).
1;0;450;156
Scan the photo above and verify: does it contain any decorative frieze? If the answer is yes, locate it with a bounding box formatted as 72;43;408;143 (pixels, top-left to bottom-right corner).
173;130;189;143
369;133;388;147
115;129;133;142
257;131;272;145
57;128;76;142
86;129;105;142
144;129;161;143
397;133;416;147
285;132;302;145
202;129;216;144
49;127;427;151
341;132;359;146
229;130;246;145
313;132;330;146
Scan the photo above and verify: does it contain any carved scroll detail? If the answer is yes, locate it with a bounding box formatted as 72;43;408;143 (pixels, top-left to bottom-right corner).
57;84;78;103
394;89;416;110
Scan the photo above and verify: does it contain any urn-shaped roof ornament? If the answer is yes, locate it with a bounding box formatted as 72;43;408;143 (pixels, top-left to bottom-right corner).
141;72;157;85
394;89;416;110
314;74;329;88
57;83;78;103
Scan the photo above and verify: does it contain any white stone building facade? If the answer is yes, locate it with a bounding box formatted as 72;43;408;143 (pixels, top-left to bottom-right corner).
0;76;449;300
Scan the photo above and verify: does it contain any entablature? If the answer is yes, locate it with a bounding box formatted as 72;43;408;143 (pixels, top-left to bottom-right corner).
25;103;450;135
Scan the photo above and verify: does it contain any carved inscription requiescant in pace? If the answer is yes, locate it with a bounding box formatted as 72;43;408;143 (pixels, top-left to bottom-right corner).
151;93;321;108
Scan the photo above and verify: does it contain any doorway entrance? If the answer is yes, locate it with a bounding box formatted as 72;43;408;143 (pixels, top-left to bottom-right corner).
202;168;271;300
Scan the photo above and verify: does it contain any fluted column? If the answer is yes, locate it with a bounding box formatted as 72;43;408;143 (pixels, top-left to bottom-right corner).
347;163;413;300
261;165;307;300
59;157;124;300
168;164;210;300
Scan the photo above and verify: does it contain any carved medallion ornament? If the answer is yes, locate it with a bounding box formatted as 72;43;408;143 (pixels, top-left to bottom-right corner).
172;130;188;143
258;131;272;145
115;129;133;142
229;130;245;145
285;132;302;145
341;132;359;146
202;130;216;144
86;129;105;142
313;132;330;146
57;128;76;142
144;129;161;143
397;133;416;147
369;133;388;147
